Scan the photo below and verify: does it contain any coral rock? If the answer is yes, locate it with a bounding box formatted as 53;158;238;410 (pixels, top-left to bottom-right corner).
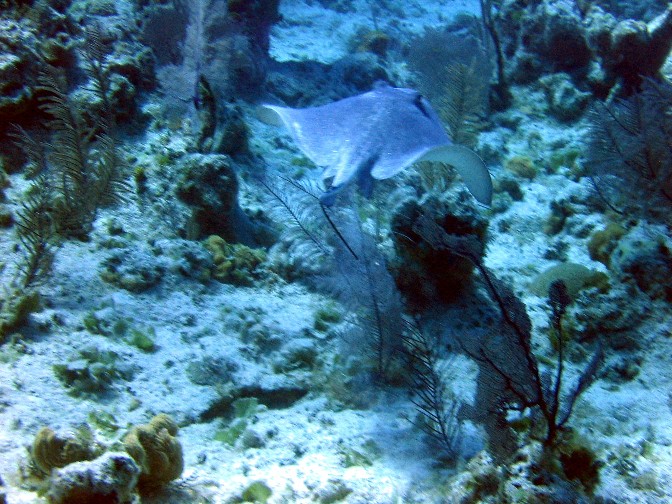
47;452;140;504
390;193;488;308
539;72;591;121
610;224;672;301
176;154;257;244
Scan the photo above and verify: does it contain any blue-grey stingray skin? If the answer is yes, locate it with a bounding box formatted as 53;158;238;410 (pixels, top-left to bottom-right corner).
260;82;493;206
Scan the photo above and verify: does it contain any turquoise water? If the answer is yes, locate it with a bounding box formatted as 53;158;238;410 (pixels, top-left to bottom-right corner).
0;0;671;502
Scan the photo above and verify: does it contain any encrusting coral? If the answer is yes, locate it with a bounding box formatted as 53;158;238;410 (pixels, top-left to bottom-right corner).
204;234;267;286
587;223;627;267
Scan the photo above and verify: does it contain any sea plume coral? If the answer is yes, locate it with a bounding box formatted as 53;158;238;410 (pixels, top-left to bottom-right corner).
413;215;603;452
587;77;672;224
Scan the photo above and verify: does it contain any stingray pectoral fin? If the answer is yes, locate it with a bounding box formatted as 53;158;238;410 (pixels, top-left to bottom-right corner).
256;105;287;127
418;145;493;206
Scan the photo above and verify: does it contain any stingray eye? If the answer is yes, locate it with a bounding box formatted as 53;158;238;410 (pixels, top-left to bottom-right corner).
413;94;431;119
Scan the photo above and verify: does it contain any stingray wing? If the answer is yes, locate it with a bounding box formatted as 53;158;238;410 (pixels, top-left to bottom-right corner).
419;145;493;206
258;95;381;187
365;91;451;177
370;142;492;206
258;105;343;169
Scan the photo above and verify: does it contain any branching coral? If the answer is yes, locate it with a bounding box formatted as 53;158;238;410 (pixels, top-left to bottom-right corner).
9;166;56;289
408;26;492;128
434;61;488;149
263;176;404;381
333;217;404;381
7;23;128;327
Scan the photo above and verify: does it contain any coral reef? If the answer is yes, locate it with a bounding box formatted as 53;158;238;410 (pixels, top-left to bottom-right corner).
0;8;152;144
0;16;67;139
1;0;672;502
414;216;602;454
499;0;672;98
10;27;130;246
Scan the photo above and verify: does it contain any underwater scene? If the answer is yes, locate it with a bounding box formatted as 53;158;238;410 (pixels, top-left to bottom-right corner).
1;0;672;502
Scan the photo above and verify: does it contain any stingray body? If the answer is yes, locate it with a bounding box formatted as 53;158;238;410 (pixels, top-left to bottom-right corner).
259;82;492;206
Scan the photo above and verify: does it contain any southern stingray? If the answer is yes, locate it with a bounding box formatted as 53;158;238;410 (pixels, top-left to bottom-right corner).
259;82;493;207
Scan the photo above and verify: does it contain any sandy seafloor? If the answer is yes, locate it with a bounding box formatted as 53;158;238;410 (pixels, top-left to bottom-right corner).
2;0;672;502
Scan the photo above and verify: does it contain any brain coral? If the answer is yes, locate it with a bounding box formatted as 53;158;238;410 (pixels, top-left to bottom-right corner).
31;426;97;474
123;413;183;490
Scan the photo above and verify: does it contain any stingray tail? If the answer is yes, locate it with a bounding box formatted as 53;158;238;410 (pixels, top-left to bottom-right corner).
320;203;359;261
